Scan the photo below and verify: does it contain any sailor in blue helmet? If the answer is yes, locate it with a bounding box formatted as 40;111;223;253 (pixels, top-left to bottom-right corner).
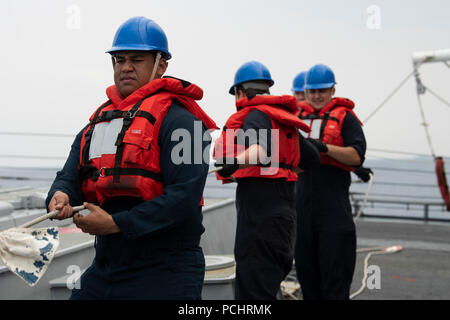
294;64;367;299
45;16;218;299
213;61;320;299
291;71;307;102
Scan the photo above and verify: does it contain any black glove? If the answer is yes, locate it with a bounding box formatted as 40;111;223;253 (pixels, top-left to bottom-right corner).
215;158;240;178
354;166;373;182
306;138;328;153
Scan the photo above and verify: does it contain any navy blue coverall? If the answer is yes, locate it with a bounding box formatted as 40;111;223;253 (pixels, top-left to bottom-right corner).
295;112;366;300
233;110;320;300
46;103;211;300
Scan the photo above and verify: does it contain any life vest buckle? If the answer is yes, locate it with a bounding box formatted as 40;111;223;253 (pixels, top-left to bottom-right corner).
126;109;139;119
98;167;107;178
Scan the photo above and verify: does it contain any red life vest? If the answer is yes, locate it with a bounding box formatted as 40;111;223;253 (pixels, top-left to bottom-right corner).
298;97;362;172
78;77;218;205
213;95;311;183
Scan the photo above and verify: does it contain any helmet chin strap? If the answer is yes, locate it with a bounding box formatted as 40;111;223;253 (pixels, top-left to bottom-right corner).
150;52;162;82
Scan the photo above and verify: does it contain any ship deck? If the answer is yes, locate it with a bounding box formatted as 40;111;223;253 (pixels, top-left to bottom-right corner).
350;217;450;299
1;186;449;299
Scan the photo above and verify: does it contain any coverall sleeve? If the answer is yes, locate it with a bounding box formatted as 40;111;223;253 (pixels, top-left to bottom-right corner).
45;127;86;209
111;104;211;240
342;112;367;165
240;109;272;155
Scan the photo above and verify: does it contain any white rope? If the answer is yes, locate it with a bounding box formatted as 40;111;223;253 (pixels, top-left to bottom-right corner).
208;166;222;174
354;173;374;222
350;249;383;299
284;290;299;300
356;246;386;253
350;245;402;300
350;175;402;300
19;205;85;228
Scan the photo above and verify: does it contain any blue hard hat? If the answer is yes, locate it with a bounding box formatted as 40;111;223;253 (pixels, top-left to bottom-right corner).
106;16;171;60
229;61;274;95
291;71;306;92
305;64;336;90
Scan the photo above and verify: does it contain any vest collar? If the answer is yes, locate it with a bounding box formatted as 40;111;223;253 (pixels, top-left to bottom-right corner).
299;97;355;115
236;95;298;113
106;76;204;109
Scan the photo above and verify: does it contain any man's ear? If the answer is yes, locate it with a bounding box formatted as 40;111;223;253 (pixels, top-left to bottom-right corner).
156;58;168;78
331;86;336;96
235;88;245;100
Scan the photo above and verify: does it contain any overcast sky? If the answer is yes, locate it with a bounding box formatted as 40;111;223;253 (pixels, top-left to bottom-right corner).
0;0;449;167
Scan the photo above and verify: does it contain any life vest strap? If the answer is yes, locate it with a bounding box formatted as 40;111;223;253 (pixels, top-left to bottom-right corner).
92;109;157;125
319;111;331;141
102;167;162;181
111;91;162;183
79;165;162;182
300;113;340;124
113;99;145;183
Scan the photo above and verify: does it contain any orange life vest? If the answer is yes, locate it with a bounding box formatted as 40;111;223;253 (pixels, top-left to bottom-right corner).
298;97;362;172
213;95;310;183
79;77;218;205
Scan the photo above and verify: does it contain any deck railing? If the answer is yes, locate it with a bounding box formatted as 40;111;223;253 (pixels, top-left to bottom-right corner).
350;192;449;223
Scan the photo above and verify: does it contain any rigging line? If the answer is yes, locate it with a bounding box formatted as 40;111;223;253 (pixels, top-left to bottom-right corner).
416;90;437;158
0;176;53;181
363;70;416;124
367;147;450;159
423;85;450;108
364;155;448;166
0;131;75;138
367;147;432;157
364;155;438;163
367;166;434;174
365;156;450;166
0;155;67;160
0;167;59;171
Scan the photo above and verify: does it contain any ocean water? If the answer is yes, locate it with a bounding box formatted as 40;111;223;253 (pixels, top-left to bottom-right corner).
1;156;449;221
